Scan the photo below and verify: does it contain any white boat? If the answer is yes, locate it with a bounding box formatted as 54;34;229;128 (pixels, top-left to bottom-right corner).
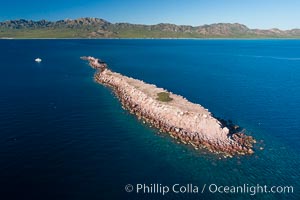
35;58;42;63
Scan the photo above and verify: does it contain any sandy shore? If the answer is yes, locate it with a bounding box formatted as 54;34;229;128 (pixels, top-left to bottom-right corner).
82;56;255;156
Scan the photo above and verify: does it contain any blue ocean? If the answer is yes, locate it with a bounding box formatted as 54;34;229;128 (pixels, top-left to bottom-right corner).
0;39;299;200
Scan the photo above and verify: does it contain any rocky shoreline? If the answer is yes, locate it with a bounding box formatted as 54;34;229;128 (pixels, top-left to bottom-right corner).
82;56;256;156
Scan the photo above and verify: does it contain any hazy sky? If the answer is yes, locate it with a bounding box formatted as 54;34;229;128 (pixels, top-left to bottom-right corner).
1;0;300;29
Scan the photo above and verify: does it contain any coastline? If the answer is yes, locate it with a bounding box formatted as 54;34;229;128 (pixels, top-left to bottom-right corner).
2;37;300;40
82;56;256;157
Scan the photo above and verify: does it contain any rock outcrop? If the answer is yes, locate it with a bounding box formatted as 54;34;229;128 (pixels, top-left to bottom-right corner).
83;56;256;156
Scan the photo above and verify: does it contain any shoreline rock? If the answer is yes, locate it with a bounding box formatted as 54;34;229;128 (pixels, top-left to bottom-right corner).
82;56;255;156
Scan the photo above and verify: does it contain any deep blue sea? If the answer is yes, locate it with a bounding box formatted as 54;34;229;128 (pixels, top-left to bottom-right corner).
0;39;299;200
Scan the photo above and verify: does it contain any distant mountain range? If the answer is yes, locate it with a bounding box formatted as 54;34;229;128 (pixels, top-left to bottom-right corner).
1;17;300;38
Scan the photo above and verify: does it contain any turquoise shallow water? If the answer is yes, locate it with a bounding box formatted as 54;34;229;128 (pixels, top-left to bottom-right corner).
0;39;299;200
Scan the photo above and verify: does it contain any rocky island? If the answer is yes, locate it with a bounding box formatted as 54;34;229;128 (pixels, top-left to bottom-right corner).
82;56;255;156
